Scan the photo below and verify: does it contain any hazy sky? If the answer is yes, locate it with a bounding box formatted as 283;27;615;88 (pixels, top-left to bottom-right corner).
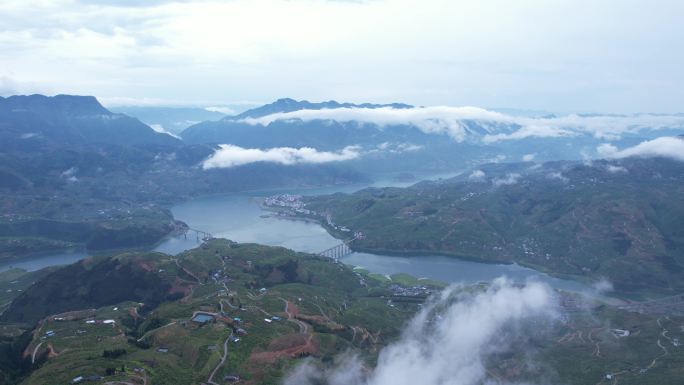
1;0;682;112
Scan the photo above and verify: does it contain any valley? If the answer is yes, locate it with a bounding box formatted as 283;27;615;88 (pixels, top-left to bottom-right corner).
4;2;684;384
1;94;684;385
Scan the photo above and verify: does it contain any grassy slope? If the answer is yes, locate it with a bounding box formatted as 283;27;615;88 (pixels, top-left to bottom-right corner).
0;240;683;384
5;240;422;385
303;158;684;297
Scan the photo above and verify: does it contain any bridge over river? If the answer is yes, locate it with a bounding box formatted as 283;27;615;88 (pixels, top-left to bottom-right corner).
184;228;213;241
185;226;357;263
318;242;353;261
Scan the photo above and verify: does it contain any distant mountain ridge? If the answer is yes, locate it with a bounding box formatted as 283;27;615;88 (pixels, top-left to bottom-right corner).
231;97;413;119
0;94;181;148
180;98;444;151
110;106;227;135
0;94;109;116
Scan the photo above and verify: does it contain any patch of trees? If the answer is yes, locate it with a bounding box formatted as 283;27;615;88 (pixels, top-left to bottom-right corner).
0;257;172;324
102;348;127;359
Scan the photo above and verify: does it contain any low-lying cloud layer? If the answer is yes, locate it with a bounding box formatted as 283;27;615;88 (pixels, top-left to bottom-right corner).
597;136;684;162
149;123;181;139
202;144;361;169
240;106;684;143
493;173;522;187
284;278;556;385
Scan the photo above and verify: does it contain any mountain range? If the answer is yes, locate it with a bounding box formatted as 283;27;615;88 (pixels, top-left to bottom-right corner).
176;97;684;176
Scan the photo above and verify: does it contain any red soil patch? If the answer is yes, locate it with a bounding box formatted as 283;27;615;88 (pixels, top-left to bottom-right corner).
46;343;62;358
249;333;318;364
297;314;345;331
286;301;299;318
136;260;154;272
168;277;194;297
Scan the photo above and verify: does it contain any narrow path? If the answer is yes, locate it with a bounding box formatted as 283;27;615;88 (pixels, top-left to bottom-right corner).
31;341;44;364
589;328;603;357
130;305;146;320
173;258;202;284
248;305;274;318
0;301;11;316
207;332;232;385
646;339;668;369
221;298;238;311
312;301;332;322
642;318;669;370
137;321;176;342
658;317;673;344
280;298;309;334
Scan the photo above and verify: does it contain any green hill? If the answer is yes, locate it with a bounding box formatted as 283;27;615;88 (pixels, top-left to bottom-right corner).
1;240;683;385
300;158;684;297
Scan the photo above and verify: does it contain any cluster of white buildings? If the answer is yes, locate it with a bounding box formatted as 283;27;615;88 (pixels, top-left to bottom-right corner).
264;194;305;209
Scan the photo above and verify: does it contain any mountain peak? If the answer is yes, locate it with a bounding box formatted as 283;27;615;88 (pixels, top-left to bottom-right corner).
230;98;413;120
0;93;180;147
0;94;110;116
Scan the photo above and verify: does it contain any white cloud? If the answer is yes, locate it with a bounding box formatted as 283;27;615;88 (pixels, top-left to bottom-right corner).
202;144;361;169
493;173;521;187
522;153;535;162
241;105;512;142
149;123;181;139
61;167;77;177
606;164;627;173
468;169;485;180
596;143;618;157
547;172;569;183
394;143;423;152
61;167;78;182
240;106;684;143
2;1;684;111
592;278;614;294
483;124;577;143
485;154;507;163
204;106;235;115
599;136;684;162
372;142;423;153
284;278;556;385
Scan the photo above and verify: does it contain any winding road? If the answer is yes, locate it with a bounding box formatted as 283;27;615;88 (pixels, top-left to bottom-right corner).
280;298;309;334
207;332;232;385
136;321;176;342
31;341;44;364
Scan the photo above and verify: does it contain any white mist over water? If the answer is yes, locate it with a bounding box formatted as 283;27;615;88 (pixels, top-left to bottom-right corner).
284;278;557;385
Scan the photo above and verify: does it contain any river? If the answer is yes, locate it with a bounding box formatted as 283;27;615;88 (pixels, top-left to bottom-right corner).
0;176;599;295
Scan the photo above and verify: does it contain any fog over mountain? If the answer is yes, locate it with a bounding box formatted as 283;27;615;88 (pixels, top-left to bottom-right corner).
237;105;684;143
2;1;684;384
184;98;684;174
110;106;228;135
598;136;684;162
202;144;362;169
285;279;557;385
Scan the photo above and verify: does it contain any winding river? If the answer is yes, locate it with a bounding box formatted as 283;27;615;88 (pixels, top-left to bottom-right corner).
0;176;599;295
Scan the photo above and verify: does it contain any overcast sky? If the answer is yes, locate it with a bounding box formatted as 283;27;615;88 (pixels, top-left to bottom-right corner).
1;0;682;113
